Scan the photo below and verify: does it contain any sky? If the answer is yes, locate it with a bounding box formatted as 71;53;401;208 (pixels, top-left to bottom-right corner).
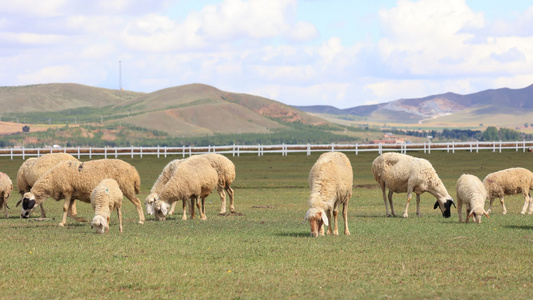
1;0;533;109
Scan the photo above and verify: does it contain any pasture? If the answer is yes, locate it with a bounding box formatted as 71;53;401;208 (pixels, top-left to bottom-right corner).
0;150;532;299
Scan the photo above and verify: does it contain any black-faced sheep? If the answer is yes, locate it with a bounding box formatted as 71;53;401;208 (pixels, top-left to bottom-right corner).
371;152;455;218
153;155;218;221
304;152;352;237
0;172;13;218
144;159;182;216
456;174;489;224
16;153;81;218
483;167;533;215
91;179;123;234
20;159;145;226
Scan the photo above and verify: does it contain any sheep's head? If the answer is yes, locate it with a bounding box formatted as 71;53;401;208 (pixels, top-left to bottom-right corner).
91;215;109;234
433;198;456;218
153;200;171;221
17;192;37;218
466;208;489;224
144;193;158;216
305;207;329;237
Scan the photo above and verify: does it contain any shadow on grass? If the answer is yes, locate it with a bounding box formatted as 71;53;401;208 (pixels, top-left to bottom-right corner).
275;231;312;238
502;225;533;230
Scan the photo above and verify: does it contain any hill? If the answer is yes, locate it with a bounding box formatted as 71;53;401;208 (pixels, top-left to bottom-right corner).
296;84;533;129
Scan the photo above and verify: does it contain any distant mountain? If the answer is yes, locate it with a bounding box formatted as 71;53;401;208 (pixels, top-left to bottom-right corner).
0;83;327;137
296;84;533;125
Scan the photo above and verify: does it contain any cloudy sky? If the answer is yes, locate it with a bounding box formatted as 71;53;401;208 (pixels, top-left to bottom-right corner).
1;0;533;108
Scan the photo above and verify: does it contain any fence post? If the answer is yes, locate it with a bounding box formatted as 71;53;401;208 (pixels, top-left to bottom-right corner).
307;143;311;156
355;143;358;155
77;146;80;159
476;141;479;153
499;141;502;153
37;147;40;157
165;147;167;158
378;143;382;155
523;140;526;152
516;141;519;152
428;142;431;154
331;143;334;152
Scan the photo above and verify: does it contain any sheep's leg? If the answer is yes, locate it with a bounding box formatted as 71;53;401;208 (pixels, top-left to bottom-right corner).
487;197;494;214
200;197;207;220
125;194;145;225
388;190;396;217
67;200;86;222
59;196;72;227
38;203;46;218
325;209;333;235
500;196;507;215
181;199;188;220
117;206;123;233
1;195;7;218
402;191;412;218
528;193;533;215
189;198;196;219
343;200;350;236
168;201;177;215
381;186;390;216
465;208;471;223
332;208;339;236
415;194;422;217
217;185;226;214
457;199;463;223
226;185;235;213
520;193;529;215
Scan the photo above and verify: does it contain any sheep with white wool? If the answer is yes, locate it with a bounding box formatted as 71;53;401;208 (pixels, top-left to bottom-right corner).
0;172;13;218
153;155;218;221
483;167;533;215
304;152;352;237
16;153;81;219
91;179;123;234
20;159;145;226
201;153;236;214
371;152;455;218
456;174;489;223
144;159;182;216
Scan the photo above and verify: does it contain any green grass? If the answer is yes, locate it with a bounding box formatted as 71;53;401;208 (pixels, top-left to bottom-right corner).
0;151;532;299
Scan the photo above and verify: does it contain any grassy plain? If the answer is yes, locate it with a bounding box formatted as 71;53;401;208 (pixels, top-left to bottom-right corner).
0;151;532;299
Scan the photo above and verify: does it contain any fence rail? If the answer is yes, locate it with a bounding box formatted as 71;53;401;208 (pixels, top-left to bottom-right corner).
1;141;532;160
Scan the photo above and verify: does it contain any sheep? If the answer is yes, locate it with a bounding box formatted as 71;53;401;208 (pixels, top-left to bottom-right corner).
16;153;81;218
152;155;218;221
0;172;13;218
20;159;145;226
304;152;352;237
144;159;182;216
456;174;489;223
90;179;123;234
483;167;533;215
371;152;455;218
201;153;236;214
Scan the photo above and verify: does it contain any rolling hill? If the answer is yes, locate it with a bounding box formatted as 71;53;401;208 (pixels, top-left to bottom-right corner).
0;83;327;137
295;83;533;129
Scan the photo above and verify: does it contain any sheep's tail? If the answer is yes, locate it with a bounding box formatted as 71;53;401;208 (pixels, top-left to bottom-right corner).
134;179;141;195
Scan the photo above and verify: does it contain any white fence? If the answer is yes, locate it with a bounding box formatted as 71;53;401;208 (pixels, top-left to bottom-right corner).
1;140;532;160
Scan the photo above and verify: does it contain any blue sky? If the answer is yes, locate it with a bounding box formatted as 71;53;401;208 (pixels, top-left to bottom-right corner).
1;0;533;108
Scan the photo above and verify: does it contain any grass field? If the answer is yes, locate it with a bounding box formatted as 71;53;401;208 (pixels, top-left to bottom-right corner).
0;151;532;299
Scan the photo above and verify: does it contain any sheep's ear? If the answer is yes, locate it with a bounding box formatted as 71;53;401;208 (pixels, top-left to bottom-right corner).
16;199;22;207
466;210;474;222
321;211;329;226
433;201;440;209
483;211;490;219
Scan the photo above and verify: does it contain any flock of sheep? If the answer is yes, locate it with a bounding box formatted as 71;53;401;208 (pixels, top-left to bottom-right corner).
304;151;533;237
0;151;531;236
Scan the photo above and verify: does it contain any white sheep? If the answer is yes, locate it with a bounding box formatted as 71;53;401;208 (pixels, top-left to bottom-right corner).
483;167;533;215
91;179;123;234
144;159;182;216
20;159;145;226
153;155;218;221
0;172;13;218
456;174;489;224
304;152;352;237
16;153;81;218
201;153;236;214
371;152;455;218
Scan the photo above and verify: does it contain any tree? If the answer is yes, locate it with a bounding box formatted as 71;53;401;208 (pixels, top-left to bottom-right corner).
481;126;498;141
22;125;30;133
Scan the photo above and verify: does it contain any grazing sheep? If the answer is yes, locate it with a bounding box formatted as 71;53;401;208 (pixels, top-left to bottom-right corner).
91;179;123;234
371;152;455;218
16;153;81;218
153;155;218;221
20;159;145;226
483;167;533;215
456;174;489;224
304;152;352;237
201;153;236;214
144;159;182;216
0;172;13;218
